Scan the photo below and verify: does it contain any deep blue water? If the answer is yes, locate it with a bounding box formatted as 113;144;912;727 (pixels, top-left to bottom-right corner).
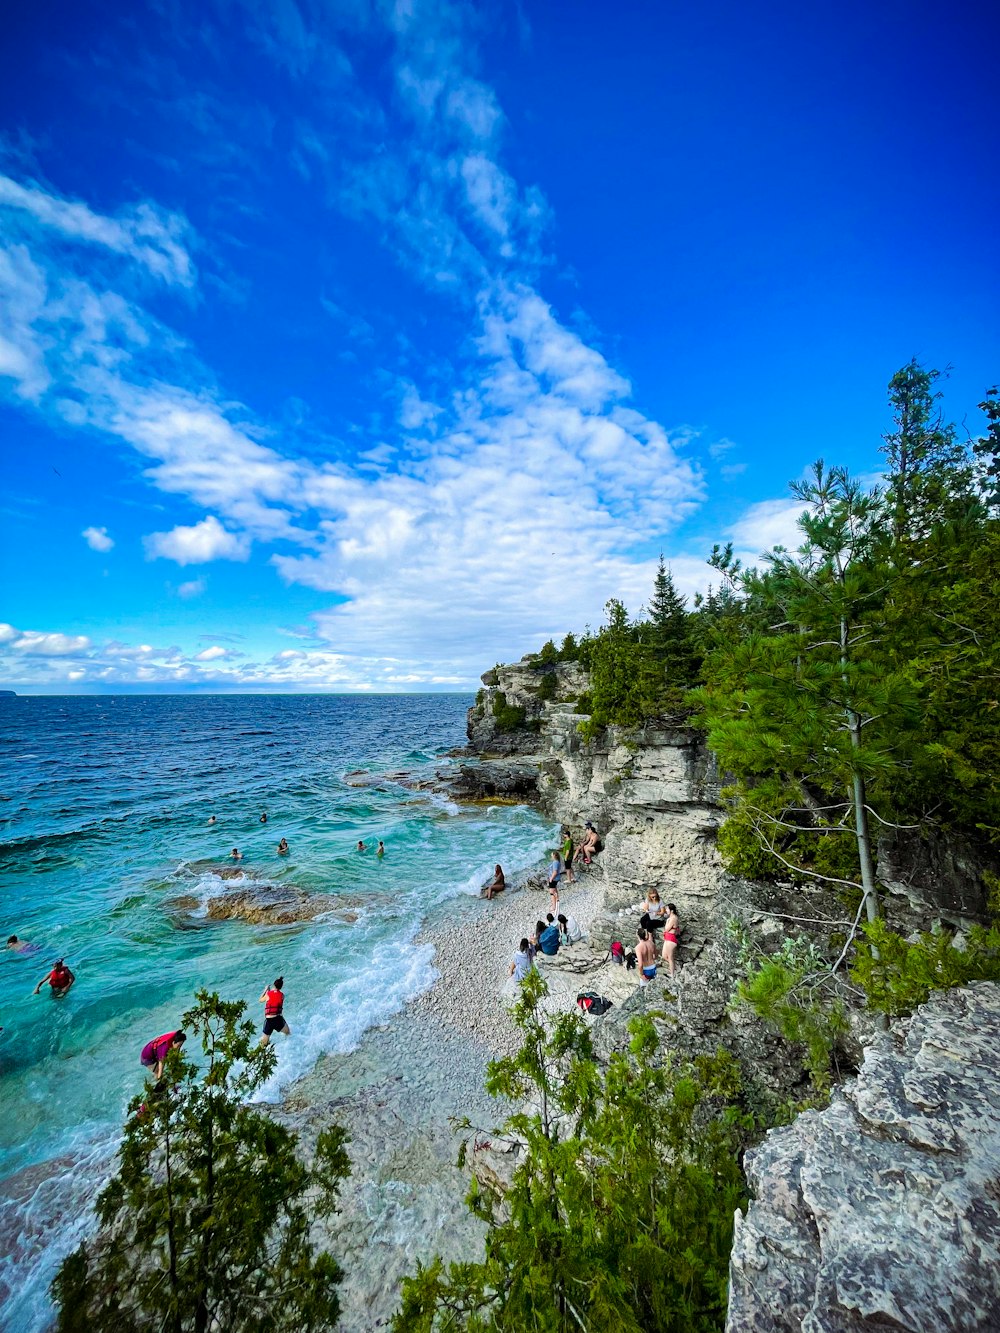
0;694;554;1332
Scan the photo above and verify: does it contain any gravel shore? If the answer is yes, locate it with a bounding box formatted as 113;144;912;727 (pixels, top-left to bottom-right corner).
410;866;609;1056
282;859;616;1330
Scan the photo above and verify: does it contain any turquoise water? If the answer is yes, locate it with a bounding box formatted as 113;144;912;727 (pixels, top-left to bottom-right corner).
0;694;555;1332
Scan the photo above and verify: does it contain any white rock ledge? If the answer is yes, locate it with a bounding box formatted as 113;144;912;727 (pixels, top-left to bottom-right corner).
725;981;1000;1333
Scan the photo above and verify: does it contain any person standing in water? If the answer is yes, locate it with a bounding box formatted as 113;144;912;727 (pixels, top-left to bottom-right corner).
356;840;367;852
377;840;385;857
34;959;75;997
260;977;291;1047
140;1030;186;1081
230;848;243;861
277;837;289;855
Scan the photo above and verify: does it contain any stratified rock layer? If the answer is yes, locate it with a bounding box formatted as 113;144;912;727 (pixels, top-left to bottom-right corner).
726;982;1000;1333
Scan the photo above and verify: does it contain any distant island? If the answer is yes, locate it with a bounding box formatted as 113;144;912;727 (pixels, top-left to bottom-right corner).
0;690;16;697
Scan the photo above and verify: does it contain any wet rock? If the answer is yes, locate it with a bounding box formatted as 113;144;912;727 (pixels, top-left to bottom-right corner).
167;885;362;926
725;982;1000;1333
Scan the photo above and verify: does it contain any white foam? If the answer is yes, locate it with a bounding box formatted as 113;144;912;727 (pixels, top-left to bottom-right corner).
254;924;439;1102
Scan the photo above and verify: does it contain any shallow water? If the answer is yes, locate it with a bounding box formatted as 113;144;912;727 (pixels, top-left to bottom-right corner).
0;694;555;1332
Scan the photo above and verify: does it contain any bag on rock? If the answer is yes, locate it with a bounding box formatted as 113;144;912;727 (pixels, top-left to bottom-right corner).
576;992;612;1016
610;939;625;966
625;950;637;970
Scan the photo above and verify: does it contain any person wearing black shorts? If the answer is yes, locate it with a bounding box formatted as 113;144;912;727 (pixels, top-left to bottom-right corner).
259;976;291;1046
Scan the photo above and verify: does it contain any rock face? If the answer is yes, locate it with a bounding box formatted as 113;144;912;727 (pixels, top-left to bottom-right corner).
168;884;360;926
877;827;999;926
726;981;1000;1333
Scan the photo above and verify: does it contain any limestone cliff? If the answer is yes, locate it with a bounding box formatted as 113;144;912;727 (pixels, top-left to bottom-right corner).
725;981;1000;1333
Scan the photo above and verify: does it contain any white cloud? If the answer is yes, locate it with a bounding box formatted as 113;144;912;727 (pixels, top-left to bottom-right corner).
728;497;809;560
177;578;206;598
82;525;114;552
0;174;195;287
9;629;91;656
194;645;228;661
145;515;251;565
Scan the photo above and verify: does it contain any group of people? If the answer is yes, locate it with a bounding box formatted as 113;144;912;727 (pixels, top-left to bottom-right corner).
216;811;292;863
356;839;386;856
634;888;680;981
508;911;583;980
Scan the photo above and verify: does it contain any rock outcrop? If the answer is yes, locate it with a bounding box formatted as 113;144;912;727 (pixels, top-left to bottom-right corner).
725;981;1000;1333
168;884;361;926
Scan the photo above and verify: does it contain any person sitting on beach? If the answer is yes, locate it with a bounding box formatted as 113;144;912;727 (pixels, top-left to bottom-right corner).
661;903;680;978
639;889;666;936
377;840;385;858
484;864;505;900
560;829;577;884
140;1029;186;1081
636;928;656;985
509;938;534;982
260;977;291;1047
260;812;268;824
34;959;75;997
277;838;289;855
558;913;583;945
230;848;243;861
537;917;561;957
529;920;547;962
547;850;562;911
356;840;367;852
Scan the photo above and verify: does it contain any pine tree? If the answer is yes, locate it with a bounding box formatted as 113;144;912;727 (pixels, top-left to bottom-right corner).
53;992;350;1333
881;359;972;543
646;555;698;700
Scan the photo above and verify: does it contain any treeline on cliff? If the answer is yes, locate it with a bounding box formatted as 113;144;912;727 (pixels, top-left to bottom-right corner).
541;361;999;880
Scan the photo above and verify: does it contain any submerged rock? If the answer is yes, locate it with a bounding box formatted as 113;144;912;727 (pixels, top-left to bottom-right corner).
725;982;1000;1333
168;884;361;926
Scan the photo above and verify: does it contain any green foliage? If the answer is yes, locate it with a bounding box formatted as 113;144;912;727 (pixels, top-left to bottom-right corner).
734;936;849;1096
394;972;748;1333
851;919;1000;1017
536;670;558;702
642;555;700;702
492;690;528;733
537;639;558;665
53;991;350;1333
557;632;579;661
973;386;1000;513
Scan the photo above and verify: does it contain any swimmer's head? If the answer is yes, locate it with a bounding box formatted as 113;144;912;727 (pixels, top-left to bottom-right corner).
273;977;284;990
7;935;17;946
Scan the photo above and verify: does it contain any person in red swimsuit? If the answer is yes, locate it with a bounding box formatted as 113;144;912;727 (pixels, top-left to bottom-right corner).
140;1030;186;1080
260;977;291;1047
33;959;75;998
661;903;680;978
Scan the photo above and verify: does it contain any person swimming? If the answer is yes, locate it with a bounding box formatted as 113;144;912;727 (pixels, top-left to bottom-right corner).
230;848;243;860
277;837;289;854
7;935;38;955
208;815;217;825
34;959;75;997
260;812;268;824
376;840;385;857
356;840;367;852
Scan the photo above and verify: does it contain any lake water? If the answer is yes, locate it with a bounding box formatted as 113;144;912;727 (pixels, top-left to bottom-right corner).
0;693;555;1332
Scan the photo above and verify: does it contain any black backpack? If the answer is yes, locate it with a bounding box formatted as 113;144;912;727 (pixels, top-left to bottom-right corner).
577;992;613;1016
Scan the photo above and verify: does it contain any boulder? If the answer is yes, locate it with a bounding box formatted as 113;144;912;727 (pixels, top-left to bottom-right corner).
725;982;1000;1333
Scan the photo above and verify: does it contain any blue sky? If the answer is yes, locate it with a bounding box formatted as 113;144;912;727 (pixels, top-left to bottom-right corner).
1;0;997;692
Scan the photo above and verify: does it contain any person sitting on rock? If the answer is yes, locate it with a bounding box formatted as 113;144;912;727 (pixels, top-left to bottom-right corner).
661;903;680;978
509;938;534;982
537;917;561;957
636;928;656;985
558;912;583;945
484;864;505;899
574;823;600;867
639;888;666;936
